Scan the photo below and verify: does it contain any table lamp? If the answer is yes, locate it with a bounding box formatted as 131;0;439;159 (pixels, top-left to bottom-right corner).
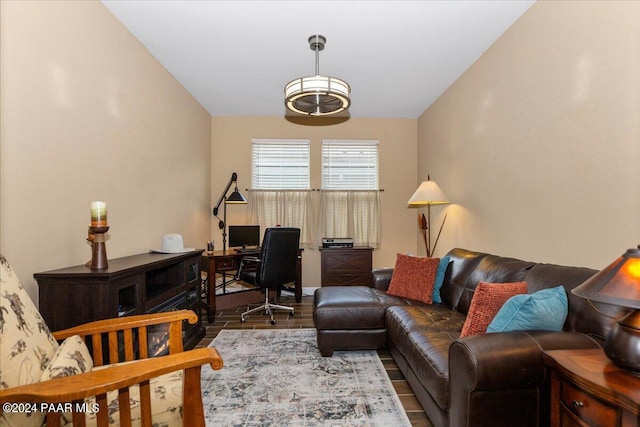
407;175;450;257
572;245;640;373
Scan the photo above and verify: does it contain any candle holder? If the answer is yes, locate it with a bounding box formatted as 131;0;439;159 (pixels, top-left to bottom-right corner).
89;226;109;270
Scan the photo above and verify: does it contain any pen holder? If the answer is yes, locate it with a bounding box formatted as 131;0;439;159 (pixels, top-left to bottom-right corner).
89;226;109;270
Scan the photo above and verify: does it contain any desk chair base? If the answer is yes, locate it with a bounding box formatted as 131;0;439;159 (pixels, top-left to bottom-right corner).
241;291;294;325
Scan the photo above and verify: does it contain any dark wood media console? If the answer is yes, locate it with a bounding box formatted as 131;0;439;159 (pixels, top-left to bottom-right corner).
35;250;205;350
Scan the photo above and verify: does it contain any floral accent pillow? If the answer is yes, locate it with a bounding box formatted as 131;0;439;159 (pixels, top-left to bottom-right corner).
387;253;440;304
459;281;528;338
0;254;59;427
41;335;93;381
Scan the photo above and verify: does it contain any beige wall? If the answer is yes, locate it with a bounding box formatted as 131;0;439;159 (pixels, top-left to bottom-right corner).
418;1;640;269
0;1;212;305
211;116;418;287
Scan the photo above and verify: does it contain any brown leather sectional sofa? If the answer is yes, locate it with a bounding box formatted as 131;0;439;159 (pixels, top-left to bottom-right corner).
313;248;625;427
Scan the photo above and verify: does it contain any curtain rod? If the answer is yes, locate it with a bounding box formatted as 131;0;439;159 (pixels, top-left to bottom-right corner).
246;188;384;192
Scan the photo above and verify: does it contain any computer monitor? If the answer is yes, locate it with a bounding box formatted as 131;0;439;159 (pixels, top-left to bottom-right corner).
228;225;260;249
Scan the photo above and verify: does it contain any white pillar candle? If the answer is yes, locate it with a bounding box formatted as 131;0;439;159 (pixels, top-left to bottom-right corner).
91;201;107;227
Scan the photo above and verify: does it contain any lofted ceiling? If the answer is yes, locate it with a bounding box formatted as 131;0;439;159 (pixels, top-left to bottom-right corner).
102;0;535;119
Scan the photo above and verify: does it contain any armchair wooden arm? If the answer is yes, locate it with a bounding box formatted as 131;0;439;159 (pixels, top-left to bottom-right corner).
53;310;199;365
0;347;223;427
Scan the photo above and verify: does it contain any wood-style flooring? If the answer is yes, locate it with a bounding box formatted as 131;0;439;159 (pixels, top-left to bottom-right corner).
196;294;433;427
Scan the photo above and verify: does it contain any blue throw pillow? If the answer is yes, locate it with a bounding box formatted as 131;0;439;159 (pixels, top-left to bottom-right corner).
432;256;450;304
486;285;568;333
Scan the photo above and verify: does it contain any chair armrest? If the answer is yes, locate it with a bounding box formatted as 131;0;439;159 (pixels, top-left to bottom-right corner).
52;309;198;341
372;268;394;291
0;347;222;426
0;347;223;403
237;257;260;282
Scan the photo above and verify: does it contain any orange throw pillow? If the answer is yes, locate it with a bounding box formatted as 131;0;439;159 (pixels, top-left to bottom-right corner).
387;254;440;304
459;281;528;338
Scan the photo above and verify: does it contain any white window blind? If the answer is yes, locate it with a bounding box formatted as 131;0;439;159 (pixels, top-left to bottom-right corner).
322;139;379;190
252;139;310;189
320;139;381;247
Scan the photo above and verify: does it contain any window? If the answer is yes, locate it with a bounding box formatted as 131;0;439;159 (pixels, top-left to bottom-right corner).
319;139;381;248
248;139;314;247
322;140;379;189
251;139;310;189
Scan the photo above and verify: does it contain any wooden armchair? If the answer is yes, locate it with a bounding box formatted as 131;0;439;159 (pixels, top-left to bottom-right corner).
0;255;223;427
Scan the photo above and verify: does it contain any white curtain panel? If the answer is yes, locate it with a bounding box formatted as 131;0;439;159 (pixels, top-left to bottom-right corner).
247;190;316;248
318;190;381;248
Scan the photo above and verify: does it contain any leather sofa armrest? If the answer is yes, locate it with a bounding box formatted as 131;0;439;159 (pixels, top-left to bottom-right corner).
372;268;394;291
448;330;602;427
450;330;601;391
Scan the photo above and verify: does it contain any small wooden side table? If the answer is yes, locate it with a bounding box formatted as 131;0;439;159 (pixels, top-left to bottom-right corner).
542;349;640;427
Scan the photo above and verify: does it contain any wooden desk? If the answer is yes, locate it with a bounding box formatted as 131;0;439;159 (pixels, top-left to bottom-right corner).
543;349;640;427
200;249;303;321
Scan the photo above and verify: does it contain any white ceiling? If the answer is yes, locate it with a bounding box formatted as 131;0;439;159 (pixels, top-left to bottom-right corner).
102;0;535;119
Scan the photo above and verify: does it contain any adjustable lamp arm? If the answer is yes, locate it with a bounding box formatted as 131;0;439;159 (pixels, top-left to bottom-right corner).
213;172;238;229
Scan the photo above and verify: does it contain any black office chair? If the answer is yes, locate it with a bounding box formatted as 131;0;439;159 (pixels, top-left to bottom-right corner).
238;227;300;324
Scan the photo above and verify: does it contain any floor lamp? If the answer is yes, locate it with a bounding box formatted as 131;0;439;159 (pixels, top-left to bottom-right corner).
408;176;450;257
213;172;247;251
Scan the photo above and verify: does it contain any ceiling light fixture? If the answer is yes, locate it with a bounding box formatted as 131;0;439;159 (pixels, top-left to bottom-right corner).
284;35;351;116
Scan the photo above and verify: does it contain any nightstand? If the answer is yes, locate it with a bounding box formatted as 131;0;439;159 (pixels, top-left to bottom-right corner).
542;349;640;427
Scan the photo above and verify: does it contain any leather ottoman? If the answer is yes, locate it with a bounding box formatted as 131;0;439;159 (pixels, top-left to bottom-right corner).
313;286;406;356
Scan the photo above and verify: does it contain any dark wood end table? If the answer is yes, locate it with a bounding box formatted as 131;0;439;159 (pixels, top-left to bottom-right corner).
542;348;640;427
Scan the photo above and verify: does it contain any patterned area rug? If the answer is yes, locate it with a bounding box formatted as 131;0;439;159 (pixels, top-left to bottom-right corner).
201;329;411;426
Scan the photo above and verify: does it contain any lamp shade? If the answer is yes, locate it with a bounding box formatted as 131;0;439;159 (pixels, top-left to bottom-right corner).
408;180;450;208
572;245;640;372
225;188;247;204
572;246;640;309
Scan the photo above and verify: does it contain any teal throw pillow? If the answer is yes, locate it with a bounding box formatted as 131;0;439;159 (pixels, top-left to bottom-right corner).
432;256;450;304
486;285;568;333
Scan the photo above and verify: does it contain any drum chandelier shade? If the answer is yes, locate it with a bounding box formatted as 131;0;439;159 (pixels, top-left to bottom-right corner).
285;35;351;116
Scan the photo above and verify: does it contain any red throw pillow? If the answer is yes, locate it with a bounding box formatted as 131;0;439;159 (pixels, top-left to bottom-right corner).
387;253;440;304
459;281;528;338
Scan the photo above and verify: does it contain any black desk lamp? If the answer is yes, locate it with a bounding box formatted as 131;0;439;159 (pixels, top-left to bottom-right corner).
213;172;247;251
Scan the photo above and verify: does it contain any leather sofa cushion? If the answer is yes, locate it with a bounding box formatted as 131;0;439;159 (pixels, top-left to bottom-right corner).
386;305;465;337
386;305;465;410
456;256;535;314
405;330;459;410
440;248;487;310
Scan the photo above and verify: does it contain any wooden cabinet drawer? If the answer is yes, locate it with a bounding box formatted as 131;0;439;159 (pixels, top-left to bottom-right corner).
323;251;371;271
561;380;617;426
215;256;238;271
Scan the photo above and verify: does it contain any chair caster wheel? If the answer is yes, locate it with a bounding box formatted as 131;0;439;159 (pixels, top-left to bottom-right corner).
241;317;246;323
270;320;276;325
